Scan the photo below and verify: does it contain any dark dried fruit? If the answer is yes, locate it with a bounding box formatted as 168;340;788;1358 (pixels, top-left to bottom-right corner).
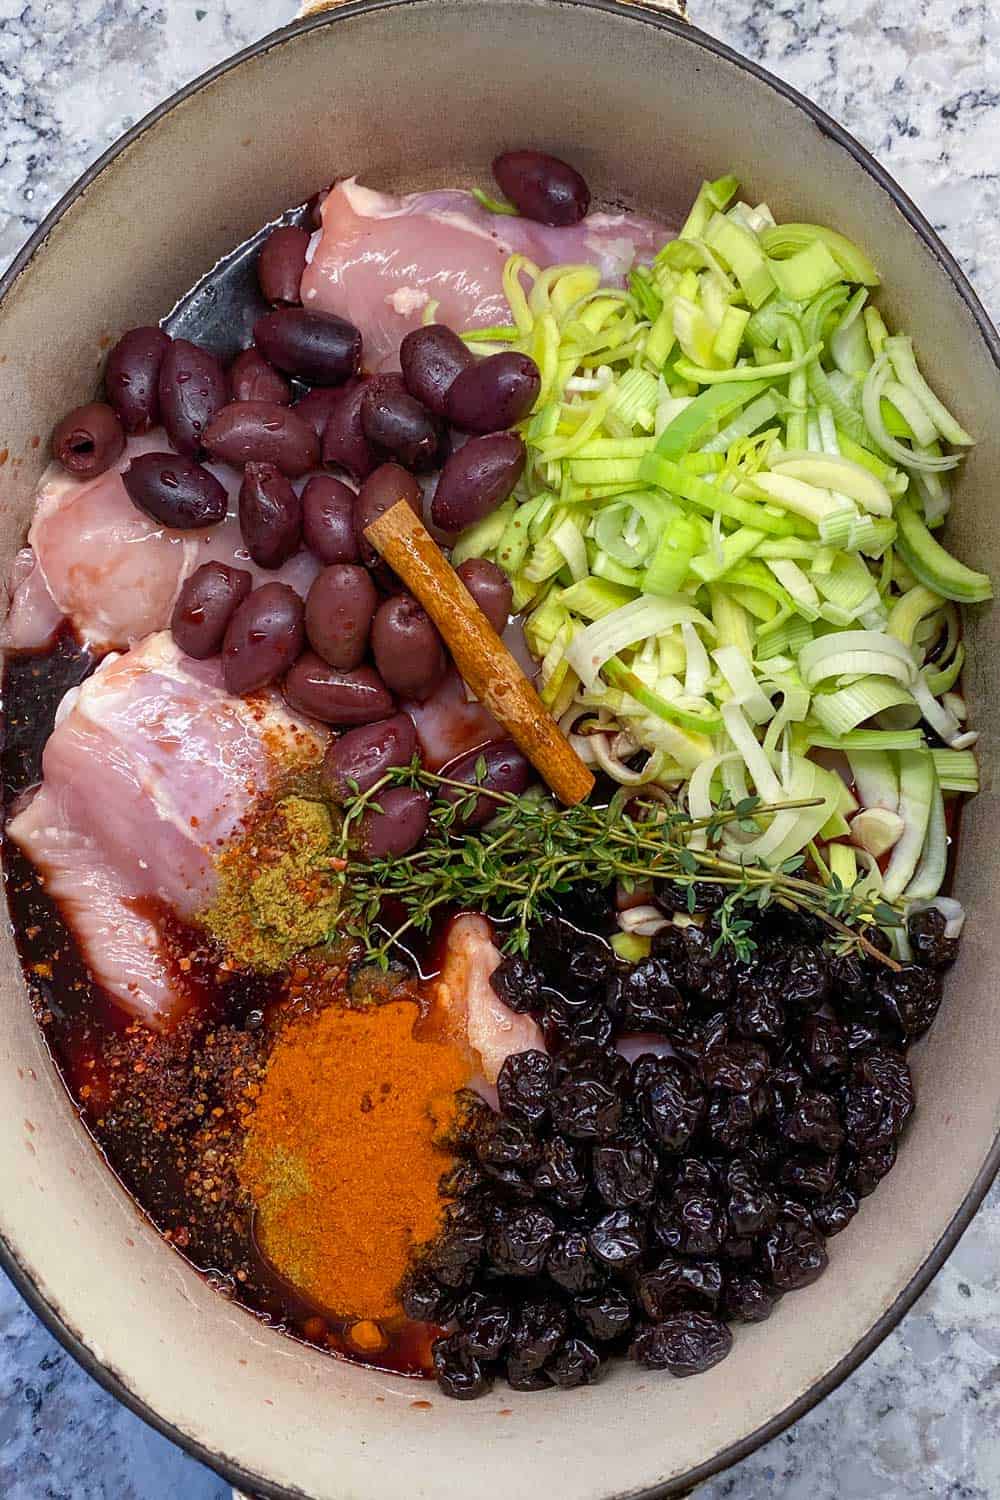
546;1229;605;1294
588;1208;646;1272
630;1312;733;1376
653;1188;725;1258
811;1182;860;1237
546;1336;602;1389
509;1296;568;1370
874;963;944;1042
611;958;686;1033
778;1087;844;1154
497;1050;553;1132
574;1288;633;1343
779;1151;840;1199
532;1135;589;1209
489;955;544;1014
762;1203;828;1291
456;1292;512;1361
782;947;831;1012
637;1256;722;1320
702;1041;771;1094
487;1204;556;1277
550;1046;628;1141
634;1055;706;1153
722;1273;779;1324
799;1015;850;1081
725;1160;776;1238
592;1135;657;1209
856;1139;898;1196
432;1332;492;1400
907;908;959;970
400;1268;455;1324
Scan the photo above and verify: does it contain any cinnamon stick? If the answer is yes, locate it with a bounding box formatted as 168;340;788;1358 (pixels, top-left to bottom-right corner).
364;500;595;807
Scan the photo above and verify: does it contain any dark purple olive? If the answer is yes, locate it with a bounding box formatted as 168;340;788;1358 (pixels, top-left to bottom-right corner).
322;713;419;801
239;462;302;569
293;386;340;441
446;352;540;435
399;324;474;417
254;308;362;387
431;432;525;533
308;186;331;229
440;740;533;827
222;582;305;696
283;653;395;725
51;402;125;478
321;377;377;482
304;564;377;670
358;786;430;859
355;463;423;569
122;452;228;529
171;561;252;658
257;225;310;305
455;558;513;635
371;594;447;702
492;150;590;227
361;374;441;471
301;475;359;563
158;338;229;456
203;401;319;478
105;326;171;433
229;348;292;406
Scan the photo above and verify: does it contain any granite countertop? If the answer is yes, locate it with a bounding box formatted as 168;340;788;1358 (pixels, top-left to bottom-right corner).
1;1;999;1495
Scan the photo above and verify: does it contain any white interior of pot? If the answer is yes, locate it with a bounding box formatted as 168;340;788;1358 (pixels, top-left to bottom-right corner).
1;3;998;1496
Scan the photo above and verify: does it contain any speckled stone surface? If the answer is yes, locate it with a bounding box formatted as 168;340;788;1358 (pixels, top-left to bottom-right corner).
1;2;999;1496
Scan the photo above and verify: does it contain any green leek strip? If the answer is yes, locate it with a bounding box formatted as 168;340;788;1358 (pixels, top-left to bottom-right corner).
930;748;979;793
903;761;948;900
750;471;851;528
885;335;975;448
759;222;880;286
924;641;965;697
708;583;754;659
564;595;715;690
807;727;925;751
699;393;781;454
770;453;892;515
559;576;636;621
655;379;773;457
703;213;776;308
767;240;844;301
568;458;644;486
603;657;723;734
677;174;741;241
612;932;652;962
690;528;766;584
834;430;906;489
643;511;703;596
590;551;644;588
451;498;517;566
882;751;936;900
494;495;550;574
886;584;944;646
862;356;962;473
830;288;874;376
757;615;814;660
829;843;859;887
811;677;916;737
674;343;822;386
807;360;874;450
713;307;752;367
895;501;993;603
642;455;799;537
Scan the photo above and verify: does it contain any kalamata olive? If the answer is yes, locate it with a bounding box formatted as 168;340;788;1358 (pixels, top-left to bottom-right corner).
222;583;304;696
304;564;377;670
441;740;533;827
371;594;447;702
355;463;423;569
171;561;252;658
293;386;340;441
321;377;377;482
446;352;540;434
431;432;525;533
322;713;419;801
229;348;292;406
158;338;229;456
361;374;441;471
254;308;362;387
301;475;359;563
283;653;394;725
122;452;228;529
239;462;302;569
308;186;331;228
455;558;513;634
358;786;430;860
492;150;590;227
203;401;319;478
51;402;125;478
399;324;475;417
257;225;310;305
105;326;171;433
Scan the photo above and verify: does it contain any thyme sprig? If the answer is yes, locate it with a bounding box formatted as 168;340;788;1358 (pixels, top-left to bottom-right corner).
331;764;902;971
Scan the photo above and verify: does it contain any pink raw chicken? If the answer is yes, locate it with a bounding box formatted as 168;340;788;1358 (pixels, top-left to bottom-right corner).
301;178;672;368
6;632;323;1029
433;913;544;1084
4;431;322;654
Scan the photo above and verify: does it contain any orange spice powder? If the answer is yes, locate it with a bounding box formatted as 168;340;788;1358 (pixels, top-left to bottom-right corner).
238;999;469;1323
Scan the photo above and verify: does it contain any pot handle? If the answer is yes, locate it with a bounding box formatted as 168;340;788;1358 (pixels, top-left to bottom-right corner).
299;0;687;18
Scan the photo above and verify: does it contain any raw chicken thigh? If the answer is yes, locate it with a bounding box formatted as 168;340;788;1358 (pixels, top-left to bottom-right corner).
7;633;322;1028
5;432;320;653
433;913;545;1084
301;178;671;367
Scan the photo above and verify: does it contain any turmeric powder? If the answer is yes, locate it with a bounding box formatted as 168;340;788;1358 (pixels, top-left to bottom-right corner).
238;998;469;1323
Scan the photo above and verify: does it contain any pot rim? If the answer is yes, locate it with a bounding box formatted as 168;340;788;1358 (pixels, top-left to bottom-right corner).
2;2;998;1496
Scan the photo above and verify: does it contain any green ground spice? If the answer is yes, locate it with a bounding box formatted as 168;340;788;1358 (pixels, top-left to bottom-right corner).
203;795;341;970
